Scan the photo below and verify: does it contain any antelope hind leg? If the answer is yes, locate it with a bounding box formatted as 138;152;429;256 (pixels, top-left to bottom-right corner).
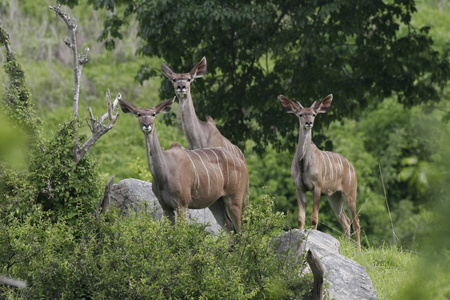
327;193;351;239
343;190;361;251
209;198;234;233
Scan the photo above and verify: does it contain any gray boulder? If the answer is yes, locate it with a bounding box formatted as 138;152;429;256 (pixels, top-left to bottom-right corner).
275;229;377;300
110;178;222;234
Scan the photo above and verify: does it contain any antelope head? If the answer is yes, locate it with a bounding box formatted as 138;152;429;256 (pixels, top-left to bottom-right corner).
118;97;175;134
279;94;333;130
161;57;207;98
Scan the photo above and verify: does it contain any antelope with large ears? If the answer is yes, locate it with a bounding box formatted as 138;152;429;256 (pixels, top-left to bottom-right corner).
161;57;246;162
119;97;248;233
280;94;361;251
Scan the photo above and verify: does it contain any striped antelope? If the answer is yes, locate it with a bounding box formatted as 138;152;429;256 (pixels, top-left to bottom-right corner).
161;57;245;162
280;94;361;251
119;97;248;233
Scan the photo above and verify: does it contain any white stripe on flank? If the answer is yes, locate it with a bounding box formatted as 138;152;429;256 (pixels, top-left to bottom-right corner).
216;148;230;186
336;154;344;179
324;152;334;180
206;149;224;190
199;149;218;190
185;151;200;190
226;139;238;158
348;162;352;186
225;139;234;156
226;149;238;185
320;152;327;178
192;151;211;193
224;138;244;160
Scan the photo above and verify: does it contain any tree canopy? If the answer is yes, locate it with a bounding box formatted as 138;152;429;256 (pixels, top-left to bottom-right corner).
62;0;449;152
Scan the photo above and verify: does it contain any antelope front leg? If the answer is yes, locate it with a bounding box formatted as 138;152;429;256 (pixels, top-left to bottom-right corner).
177;206;187;219
296;189;307;229
311;187;321;230
162;207;176;225
223;196;244;233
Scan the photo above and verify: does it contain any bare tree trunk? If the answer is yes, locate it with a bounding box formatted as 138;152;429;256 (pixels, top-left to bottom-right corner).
49;3;120;165
49;3;88;156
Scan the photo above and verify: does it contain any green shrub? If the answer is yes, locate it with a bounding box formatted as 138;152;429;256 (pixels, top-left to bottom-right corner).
30;121;101;223
0;120;101;224
0;196;311;299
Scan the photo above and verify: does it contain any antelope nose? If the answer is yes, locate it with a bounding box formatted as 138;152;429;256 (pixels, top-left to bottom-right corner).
305;121;313;127
178;85;186;90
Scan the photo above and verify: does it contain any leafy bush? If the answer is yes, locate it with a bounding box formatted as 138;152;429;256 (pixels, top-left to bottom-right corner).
0;196;311;299
1;120;101;225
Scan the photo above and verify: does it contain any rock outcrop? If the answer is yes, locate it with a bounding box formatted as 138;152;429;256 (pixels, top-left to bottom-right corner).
275;229;377;300
110;179;377;299
110;178;222;234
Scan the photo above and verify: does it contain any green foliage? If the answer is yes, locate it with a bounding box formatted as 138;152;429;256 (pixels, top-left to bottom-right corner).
246;142;293;215
0;111;27;169
30;121;101;223
1;121;101;224
340;238;417;299
1;23;40;137
89;0;448;153
394;116;450;300
0;19;101;225
0;196;310;299
127;157;152;182
323;97;450;249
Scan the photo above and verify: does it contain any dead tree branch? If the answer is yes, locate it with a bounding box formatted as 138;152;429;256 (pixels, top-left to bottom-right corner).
49;2;86;122
0;275;27;288
76;90;121;163
96;176;114;216
49;2;120;165
306;250;325;300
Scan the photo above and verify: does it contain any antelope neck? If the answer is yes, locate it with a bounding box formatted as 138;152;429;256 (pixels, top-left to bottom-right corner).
296;123;314;163
177;92;206;148
144;128;169;182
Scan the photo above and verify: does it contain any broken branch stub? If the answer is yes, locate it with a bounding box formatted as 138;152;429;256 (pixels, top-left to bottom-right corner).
76;91;121;164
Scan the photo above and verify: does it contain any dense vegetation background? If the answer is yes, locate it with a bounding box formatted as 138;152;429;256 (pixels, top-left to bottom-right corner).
0;0;449;298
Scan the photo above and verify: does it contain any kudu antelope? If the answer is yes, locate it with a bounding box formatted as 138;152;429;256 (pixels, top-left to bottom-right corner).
161;57;245;162
119;97;248;233
280;94;361;251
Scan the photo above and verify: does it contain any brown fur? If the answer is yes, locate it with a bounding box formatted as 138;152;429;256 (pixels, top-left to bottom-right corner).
161;57;246;162
168;143;183;149
161;57;248;207
119;97;248;233
280;94;361;251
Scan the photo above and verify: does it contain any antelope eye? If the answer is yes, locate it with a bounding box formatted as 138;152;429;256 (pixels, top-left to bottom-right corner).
187;78;191;82
172;79;177;83
136;113;141;117
152;113;156;117
299;114;303;117
313;114;316;117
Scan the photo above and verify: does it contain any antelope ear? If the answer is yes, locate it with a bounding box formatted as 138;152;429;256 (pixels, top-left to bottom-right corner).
155;97;175;114
161;62;175;79
279;95;302;114
190;56;207;79
118;99;139;114
313;94;333;114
